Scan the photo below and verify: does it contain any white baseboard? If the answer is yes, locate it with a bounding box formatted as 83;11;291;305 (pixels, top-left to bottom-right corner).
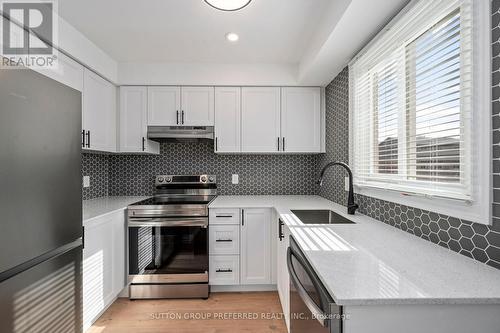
210;284;277;292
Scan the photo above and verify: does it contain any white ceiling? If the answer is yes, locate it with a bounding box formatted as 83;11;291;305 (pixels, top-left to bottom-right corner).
58;0;332;64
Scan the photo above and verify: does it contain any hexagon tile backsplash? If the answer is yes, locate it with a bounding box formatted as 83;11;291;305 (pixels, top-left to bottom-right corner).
107;141;318;197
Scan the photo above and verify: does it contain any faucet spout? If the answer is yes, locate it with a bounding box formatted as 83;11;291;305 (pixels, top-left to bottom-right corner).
317;162;358;215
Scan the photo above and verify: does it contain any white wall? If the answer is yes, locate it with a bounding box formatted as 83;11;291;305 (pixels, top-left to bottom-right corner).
56;16;118;83
118;62;298;86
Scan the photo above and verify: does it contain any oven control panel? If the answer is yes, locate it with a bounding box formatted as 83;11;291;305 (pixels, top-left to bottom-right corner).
155;175;217;186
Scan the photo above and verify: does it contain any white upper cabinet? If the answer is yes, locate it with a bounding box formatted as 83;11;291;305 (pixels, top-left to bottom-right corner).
215;87;241;153
119;87;159;154
241;87;281;153
82;69;116;152
147;86;214;126
240;208;272;285
181;86;214;126
147;87;181;126
281;87;321;153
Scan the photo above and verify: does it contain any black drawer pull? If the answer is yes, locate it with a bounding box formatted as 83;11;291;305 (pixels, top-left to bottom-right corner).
215;215;233;218
215;239;233;242
279;219;284;241
216;269;232;273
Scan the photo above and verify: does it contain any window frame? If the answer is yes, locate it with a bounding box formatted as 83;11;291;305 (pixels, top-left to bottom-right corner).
348;0;491;225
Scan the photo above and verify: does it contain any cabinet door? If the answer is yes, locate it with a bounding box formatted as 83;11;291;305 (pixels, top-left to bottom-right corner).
119;86;146;152
181;86;214;126
281;87;321;152
83;210;126;331
241;87;281;153
276;219;291;331
111;211;126;296
215;87;241;152
240;209;272;284
83;217;114;330
83;69;116;152
118;86;158;154
147;86;181;126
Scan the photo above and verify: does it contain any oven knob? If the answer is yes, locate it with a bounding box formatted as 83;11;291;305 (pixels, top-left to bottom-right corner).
165;177;172;183
200;175;207;183
158;177;164;183
208;176;214;182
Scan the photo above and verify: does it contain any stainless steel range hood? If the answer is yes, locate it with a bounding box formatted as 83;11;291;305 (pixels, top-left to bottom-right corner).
147;126;214;141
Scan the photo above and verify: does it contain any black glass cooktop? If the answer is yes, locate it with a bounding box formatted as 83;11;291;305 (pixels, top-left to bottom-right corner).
130;195;216;206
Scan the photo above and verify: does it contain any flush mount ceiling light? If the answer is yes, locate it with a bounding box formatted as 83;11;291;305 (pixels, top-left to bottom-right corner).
225;32;239;42
204;0;252;11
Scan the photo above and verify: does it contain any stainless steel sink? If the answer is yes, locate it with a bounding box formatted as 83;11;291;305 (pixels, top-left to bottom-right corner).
291;210;355;225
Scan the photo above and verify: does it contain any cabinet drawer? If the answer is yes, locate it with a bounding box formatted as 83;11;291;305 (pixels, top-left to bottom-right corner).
209;225;239;255
209;255;239;285
209;208;240;225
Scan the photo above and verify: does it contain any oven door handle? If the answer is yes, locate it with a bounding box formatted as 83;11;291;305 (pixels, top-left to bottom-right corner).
287;247;328;327
128;218;208;228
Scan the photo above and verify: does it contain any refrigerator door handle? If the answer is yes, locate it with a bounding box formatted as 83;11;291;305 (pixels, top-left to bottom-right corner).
0;238;83;284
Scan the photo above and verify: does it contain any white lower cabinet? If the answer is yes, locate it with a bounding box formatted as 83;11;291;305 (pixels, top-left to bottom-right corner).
209;225;240;255
240;208;272;285
209;255;240;285
83;210;126;331
208;207;274;287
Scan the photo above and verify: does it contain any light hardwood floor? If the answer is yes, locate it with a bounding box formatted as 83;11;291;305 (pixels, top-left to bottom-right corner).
87;292;287;333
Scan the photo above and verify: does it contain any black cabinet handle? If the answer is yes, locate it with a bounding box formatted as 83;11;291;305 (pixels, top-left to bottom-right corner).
142;137;145;151
241;209;244;226
282;137;285;151
216;269;233;273
176;110;179;124
82;130;85;148
86;131;90;148
277;137;280;151
215;137;218;151
181;110;185;124
215;239;233;242
279;219;284;241
215;215;233;218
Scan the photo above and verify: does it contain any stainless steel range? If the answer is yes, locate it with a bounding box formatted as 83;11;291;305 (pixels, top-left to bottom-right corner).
127;175;217;299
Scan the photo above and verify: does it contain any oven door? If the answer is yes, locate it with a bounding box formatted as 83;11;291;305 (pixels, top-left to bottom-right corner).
128;217;208;284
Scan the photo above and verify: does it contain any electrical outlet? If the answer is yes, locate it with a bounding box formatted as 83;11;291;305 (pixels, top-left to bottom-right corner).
345;176;349;191
232;174;239;184
83;176;90;188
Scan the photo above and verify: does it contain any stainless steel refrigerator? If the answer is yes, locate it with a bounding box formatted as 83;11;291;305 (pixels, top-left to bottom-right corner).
0;68;83;333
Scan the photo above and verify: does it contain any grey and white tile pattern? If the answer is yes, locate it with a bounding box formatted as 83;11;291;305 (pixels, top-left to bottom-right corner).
318;19;500;269
492;0;500;228
107;141;317;196
82;153;109;200
317;67;350;206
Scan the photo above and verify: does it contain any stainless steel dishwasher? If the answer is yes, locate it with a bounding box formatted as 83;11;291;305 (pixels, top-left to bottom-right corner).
288;236;343;333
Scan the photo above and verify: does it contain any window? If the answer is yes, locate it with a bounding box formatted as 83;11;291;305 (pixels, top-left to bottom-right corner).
349;0;490;224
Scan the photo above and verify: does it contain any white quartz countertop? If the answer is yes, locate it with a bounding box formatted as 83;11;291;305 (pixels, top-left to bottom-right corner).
83;196;149;222
210;195;500;306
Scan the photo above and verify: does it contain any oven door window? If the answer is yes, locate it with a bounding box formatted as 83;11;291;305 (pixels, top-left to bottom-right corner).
129;226;208;275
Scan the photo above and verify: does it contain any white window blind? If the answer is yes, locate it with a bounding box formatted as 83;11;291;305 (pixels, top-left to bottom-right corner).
349;0;473;201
